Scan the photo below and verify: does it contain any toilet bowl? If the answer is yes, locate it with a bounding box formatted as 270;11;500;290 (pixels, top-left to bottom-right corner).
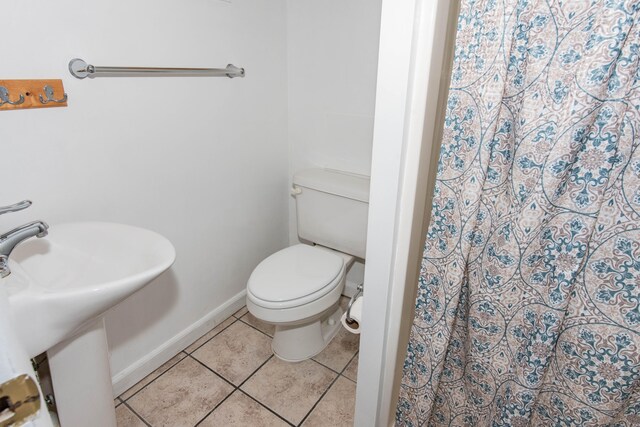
247;244;354;361
246;168;369;362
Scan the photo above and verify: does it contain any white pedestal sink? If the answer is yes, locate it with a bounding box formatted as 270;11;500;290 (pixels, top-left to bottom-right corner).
4;222;176;427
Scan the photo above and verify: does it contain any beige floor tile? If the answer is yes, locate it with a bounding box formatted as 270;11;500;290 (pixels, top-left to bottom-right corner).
313;328;360;372
199;391;289;427
240;311;275;337
192;321;272;385
119;352;187;400
114;398;121;407
233;306;248;318
241;358;336;425
342;353;358;382
302;377;356;427
128;357;233;427
185;317;236;353
116;404;147;427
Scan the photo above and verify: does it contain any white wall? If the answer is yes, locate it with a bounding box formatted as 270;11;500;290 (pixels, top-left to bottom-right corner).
286;0;381;177
285;0;381;289
2;0;289;384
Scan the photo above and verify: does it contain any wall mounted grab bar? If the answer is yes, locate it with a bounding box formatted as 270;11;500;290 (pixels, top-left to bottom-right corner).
68;58;245;79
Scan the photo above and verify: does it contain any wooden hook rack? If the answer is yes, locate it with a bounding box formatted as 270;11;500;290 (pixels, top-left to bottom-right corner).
0;79;67;111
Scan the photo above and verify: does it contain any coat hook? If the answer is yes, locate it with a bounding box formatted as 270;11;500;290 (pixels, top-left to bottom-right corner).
39;85;67;104
0;86;25;106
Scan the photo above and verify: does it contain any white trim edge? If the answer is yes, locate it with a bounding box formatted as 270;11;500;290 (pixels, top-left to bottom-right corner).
355;0;458;425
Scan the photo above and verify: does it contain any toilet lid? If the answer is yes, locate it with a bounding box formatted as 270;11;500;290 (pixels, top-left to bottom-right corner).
248;244;344;303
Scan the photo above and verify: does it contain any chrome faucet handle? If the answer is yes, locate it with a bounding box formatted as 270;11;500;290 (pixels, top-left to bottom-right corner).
0;200;32;216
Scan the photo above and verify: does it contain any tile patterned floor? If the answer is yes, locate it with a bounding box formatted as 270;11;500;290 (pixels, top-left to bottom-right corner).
115;298;359;427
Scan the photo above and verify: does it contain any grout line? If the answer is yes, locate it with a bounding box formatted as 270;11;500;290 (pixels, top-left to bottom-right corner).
337;351;359;384
237;354;274;389
296;370;341;426
186;317;239;354
192;354;277;426
310;357;343;376
298;351;360;426
236;354;297;426
237;317;275;339
193;388;237;427
341;373;357;385
340;351;359;376
309;346;359;377
232;306;248;319
239;389;296;427
188;350;275;395
122;400;152;427
119;352;189;402
188;354;238;390
341;374;357;385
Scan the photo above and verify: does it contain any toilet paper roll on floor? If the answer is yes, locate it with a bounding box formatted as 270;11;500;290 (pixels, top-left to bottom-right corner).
341;296;363;334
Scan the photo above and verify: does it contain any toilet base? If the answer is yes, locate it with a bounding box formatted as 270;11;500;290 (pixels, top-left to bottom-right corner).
271;304;344;362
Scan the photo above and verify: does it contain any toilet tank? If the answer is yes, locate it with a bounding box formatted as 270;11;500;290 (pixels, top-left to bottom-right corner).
292;169;369;259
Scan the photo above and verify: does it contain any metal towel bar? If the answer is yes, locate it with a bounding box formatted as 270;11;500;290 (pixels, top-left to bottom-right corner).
68;58;245;79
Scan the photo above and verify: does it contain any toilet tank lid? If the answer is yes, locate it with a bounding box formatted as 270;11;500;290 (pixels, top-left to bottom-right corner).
293;169;370;203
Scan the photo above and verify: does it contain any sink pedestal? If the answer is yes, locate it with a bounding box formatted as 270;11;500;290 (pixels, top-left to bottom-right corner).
48;317;116;427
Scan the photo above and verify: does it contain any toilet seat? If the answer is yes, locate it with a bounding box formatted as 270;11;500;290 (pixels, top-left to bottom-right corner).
247;244;345;310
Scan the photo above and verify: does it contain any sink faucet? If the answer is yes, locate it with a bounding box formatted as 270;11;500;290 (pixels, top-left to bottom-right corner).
0;200;49;278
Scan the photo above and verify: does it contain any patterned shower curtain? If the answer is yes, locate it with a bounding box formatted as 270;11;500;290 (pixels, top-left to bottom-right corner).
397;0;640;425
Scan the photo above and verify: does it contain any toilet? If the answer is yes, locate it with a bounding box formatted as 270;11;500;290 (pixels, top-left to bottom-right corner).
246;168;369;362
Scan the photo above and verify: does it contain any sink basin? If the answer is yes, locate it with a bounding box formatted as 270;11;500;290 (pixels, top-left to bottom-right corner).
5;221;176;357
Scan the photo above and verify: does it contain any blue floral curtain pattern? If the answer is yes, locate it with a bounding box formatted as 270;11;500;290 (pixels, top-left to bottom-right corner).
397;1;640;425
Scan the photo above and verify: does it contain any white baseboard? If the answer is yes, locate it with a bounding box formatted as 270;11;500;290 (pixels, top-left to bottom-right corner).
111;289;247;396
